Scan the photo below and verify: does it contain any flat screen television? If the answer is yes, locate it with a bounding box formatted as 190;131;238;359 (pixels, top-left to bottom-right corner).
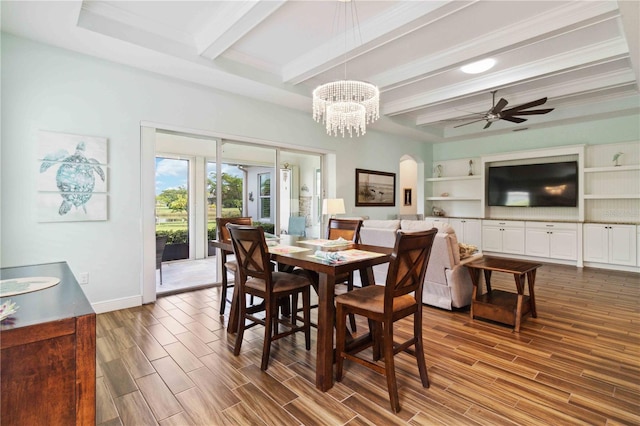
487;161;578;207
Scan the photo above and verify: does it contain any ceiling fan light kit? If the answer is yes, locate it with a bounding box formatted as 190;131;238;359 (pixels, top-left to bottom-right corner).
312;0;380;138
460;58;496;74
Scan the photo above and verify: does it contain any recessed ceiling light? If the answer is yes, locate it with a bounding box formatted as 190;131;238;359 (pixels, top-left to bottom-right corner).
461;58;496;74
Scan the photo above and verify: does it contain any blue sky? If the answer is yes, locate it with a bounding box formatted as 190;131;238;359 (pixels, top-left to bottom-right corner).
155;158;242;195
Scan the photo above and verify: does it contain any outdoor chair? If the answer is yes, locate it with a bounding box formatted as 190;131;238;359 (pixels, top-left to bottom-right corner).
155;235;168;285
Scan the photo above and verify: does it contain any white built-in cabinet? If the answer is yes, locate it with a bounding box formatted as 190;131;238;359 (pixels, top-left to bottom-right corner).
583;223;637;266
637;227;640;267
425;158;482;218
425;142;639;271
424;216;449;225
482;220;525;255
583;142;640;224
449;218;482;247
525;222;577;260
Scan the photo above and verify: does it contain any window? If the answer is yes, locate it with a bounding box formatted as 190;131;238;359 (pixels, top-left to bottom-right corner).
259;173;271;220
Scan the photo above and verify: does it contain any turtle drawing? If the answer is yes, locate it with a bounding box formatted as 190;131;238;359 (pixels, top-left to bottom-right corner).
40;141;105;215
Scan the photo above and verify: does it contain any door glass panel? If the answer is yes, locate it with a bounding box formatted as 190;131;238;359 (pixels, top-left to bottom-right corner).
207;161;217;241
280;151;322;238
221;141;276;234
155;156;189;261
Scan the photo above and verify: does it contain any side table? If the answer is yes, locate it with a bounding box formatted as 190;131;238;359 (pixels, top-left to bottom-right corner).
466;256;542;332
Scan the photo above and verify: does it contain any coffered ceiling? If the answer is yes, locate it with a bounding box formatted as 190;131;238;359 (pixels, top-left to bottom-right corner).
2;1;639;142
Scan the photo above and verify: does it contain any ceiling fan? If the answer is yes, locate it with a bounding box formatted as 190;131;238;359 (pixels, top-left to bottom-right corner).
454;91;554;129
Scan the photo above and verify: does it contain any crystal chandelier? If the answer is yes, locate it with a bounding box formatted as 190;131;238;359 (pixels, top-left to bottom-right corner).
312;1;380;138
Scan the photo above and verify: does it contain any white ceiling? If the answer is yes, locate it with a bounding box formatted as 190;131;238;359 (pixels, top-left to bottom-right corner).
2;0;639;142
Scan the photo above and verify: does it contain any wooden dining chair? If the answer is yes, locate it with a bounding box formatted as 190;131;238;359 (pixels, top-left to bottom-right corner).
327;218;362;331
335;228;437;413
216;217;252;314
292;218;363;331
227;224;312;370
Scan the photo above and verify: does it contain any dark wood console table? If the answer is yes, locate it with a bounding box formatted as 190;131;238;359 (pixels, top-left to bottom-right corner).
1;262;96;425
466;256;541;332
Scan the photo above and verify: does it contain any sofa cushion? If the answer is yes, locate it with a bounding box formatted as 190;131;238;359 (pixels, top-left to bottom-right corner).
400;220;433;231
363;219;400;230
446;231;461;264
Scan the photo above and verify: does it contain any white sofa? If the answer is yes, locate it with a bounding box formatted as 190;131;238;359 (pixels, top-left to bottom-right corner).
359;219;482;310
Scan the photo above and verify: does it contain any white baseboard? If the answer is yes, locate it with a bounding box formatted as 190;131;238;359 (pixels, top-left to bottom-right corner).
582;262;640;273
92;295;142;314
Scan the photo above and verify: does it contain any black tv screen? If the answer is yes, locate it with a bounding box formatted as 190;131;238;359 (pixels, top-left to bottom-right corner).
487;161;578;207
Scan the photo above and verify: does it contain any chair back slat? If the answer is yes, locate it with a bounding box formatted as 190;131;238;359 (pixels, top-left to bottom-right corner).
227;224;272;284
217;217;252;255
326;218;362;243
384;229;437;310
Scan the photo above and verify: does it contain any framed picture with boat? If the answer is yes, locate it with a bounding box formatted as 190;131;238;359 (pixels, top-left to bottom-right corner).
355;168;396;207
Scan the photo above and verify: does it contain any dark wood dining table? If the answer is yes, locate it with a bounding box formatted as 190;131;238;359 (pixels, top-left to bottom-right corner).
210;235;392;391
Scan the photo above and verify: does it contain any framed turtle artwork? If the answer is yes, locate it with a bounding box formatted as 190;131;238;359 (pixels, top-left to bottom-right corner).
37;130;108;222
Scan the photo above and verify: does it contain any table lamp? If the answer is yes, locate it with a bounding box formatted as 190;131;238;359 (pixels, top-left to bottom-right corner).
322;198;345;218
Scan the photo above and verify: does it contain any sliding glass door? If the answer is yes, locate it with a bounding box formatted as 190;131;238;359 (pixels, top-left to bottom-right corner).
220;141;276;233
150;129;325;297
280;151;322;238
155;156;190;261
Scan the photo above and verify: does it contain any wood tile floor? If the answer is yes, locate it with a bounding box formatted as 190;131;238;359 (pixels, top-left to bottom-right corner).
97;263;640;425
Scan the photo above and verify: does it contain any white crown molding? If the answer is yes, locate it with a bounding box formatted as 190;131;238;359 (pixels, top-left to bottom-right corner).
441;93;640;139
196;0;286;60
80;0;194;46
417;68;638;125
281;0;472;85
373;0;619;90
384;38;630;116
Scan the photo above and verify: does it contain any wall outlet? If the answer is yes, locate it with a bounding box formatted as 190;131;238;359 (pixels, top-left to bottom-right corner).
78;272;89;285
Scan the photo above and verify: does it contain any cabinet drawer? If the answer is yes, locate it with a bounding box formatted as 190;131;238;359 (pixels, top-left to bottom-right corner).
526;221;577;231
483;220;525;228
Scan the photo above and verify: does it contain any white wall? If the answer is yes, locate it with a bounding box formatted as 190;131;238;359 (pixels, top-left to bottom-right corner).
1;34;428;312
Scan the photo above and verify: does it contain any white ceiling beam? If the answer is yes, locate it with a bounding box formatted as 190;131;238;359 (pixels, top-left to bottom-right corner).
442;93;640;139
618;0;640;89
416;68;638;125
374;0;619;90
196;0;286;60
79;0;194;45
281;1;474;85
384;38;631;116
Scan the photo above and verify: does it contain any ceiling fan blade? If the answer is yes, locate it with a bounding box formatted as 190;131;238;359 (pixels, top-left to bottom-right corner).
491;98;508;114
501;97;548;115
507;108;554;116
501;116;527;124
483;121;492;129
453;118;486;128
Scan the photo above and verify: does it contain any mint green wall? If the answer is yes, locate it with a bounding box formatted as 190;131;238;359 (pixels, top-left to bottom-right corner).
433;115;640;161
1;33;428;311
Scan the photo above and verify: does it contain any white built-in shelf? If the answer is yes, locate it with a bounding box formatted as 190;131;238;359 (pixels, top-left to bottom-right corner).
583;194;640;199
425;175;482;182
583;165;640;173
426;196;482;201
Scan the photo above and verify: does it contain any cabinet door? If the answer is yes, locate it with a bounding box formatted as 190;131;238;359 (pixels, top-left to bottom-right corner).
482;226;503;252
609;225;637;266
526;229;550;257
583;225;609;263
502;227;525;254
549;230;577;260
464;219;482;248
